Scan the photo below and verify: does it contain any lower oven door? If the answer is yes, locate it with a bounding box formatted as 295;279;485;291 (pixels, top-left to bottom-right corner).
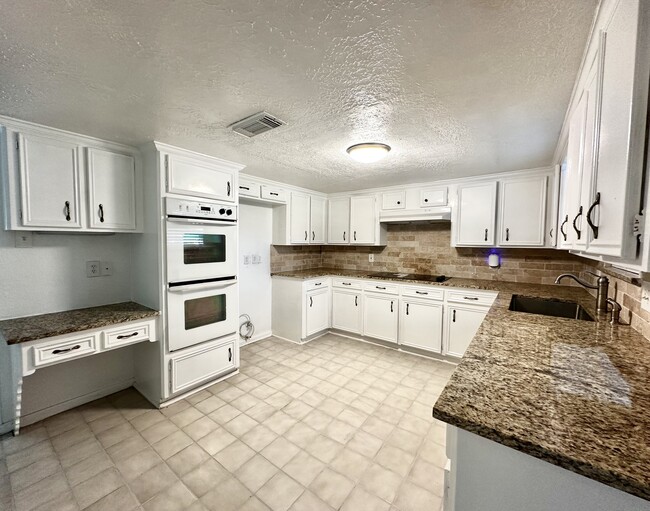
167;279;238;352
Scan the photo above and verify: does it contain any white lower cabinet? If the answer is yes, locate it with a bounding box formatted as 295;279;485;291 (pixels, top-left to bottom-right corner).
306;288;330;337
399;299;444;353
363;292;398;343
444;305;489;358
332;289;362;334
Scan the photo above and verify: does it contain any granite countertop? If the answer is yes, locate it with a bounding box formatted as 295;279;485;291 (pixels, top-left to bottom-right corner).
0;302;159;345
273;268;650;500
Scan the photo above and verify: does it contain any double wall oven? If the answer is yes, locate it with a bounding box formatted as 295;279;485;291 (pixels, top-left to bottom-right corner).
166;197;238;352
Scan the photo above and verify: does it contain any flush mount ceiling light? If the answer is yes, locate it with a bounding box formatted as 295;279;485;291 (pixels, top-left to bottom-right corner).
346;143;391;163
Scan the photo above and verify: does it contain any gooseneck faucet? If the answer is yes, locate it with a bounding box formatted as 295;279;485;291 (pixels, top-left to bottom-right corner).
554;272;609;313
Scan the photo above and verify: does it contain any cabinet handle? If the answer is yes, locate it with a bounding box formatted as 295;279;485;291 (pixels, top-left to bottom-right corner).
305;230;308;241
390;301;394;313
415;291;428;295
452;310;456;322
484;228;488;242
228;347;232;362
270;192;279;196
116;332;138;339
586;192;600;239
227;181;231;196
342;282;352;286
376;286;386;290
240;186;250;191
312;231;315;241
505;228;509;241
463;296;479;301
314;282;322;286
64;201;71;221
549;227;554;238
406;303;409;315
343;231;346;241
572;206;583;240
310;296;313;307
560;215;568;241
98;204;105;223
354;231;357;241
355;296;358;307
52;345;81;355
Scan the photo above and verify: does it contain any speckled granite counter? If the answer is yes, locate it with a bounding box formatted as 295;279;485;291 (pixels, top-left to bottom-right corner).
273;268;650;500
0;302;159;345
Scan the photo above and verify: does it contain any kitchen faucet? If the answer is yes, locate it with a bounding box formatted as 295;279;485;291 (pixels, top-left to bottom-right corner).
554;272;609;313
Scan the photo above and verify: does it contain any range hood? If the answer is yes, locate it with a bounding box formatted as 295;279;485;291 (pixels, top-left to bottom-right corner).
379;206;452;223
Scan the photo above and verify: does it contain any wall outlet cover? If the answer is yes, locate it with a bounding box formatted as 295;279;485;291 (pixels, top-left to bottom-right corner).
101;261;113;276
243;255;251;265
252;254;262;264
86;260;101;277
368;254;375;263
15;231;33;248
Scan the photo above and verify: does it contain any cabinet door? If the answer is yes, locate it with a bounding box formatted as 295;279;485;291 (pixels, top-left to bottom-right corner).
350;195;376;244
332;290;362;334
328;197;350;244
420;187;448;207
399;300;443;353
444;305;487;358
290;192;311;244
166;154;234;202
310;196;327;244
363;293;398;343
87;148;136;230
306;288;330;337
381;191;405;210
456;182;496;246
238;177;260;198
498;175;547;246
18;133;82;228
587;0;648;259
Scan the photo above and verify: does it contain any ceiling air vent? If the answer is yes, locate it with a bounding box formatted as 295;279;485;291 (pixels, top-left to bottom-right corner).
230;111;285;137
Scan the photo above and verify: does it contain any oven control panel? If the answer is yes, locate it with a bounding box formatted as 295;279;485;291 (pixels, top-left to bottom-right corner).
166;198;237;221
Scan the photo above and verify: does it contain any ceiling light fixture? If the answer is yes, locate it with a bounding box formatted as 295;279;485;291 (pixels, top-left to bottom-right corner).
346;143;391;163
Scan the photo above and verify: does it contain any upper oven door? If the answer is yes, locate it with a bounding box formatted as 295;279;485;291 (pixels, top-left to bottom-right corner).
166;218;237;283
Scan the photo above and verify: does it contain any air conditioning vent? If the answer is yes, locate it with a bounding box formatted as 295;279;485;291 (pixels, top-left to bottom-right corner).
230;112;285;137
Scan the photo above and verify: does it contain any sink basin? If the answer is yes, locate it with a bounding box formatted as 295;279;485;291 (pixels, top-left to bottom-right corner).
509;295;594;322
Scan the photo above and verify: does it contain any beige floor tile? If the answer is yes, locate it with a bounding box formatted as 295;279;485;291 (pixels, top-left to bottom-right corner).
261;437;300;468
341;486;390;511
282;450;325;487
360;464;403;503
169;407;204;429
64;451;112;487
398;414;430;436
408;457;444;496
302;410;332;432
231;394;261;412
44;413;85;439
330;449;371;482
257;472;304;511
130;462;178;503
283;400;313;420
58;438;103;469
207;404;242;424
183;416;219;442
13;471;69;511
375;445;416;477
196;427;236;455
362;417;395;440
418;440;447;468
130;410;165;432
186;389;212;405
96;421;140;449
9;455;61;493
223;414;258;436
181;459;230;498
194;395;226;415
387;428;422;455
139;419;178;445
216;386;246;403
166;444;211;477
161;400;192;418
235;454;278;492
289;491;333;511
105;435;148;463
309;468;354;509
31;490;79;511
83;486;138;511
152;430;193;460
324;419;356;444
6;440;55;473
214;440;256;472
239;496;271;511
245;402;278;422
347;430;383;458
71;467;124;509
283;423;318;449
201;476;252;511
114;447;162;481
88;411;127;435
241;424;278;451
264;412;297;435
305;435;342;464
143;480;197;511
393;480;442;511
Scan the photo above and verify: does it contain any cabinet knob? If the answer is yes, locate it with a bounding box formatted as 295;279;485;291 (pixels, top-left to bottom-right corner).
424;198;429;203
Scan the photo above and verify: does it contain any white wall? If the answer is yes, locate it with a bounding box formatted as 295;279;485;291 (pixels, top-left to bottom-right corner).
238;203;273;342
0;229;133;319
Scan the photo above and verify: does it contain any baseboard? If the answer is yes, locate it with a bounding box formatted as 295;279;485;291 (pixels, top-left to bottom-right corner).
239;330;272;346
20;378;135;427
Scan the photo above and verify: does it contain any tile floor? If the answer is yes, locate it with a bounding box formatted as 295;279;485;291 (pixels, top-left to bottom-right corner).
0;334;454;511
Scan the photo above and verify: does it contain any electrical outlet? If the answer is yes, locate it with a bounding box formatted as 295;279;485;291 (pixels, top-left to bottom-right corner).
101;261;113;276
368;254;375;263
252;254;262;264
243;254;251;265
86;261;101;277
642;281;650;312
15;231;33;248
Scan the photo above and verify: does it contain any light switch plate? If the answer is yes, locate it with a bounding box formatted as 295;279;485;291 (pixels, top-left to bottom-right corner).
15;231;33;248
641;281;650;312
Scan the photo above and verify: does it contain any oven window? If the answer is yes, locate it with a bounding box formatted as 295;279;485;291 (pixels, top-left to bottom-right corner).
184;295;226;330
183;234;226;265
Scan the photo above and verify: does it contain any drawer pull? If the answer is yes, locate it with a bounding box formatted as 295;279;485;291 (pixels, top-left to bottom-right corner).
355;296;358;306
228;347;232;362
116;332;139;340
314;282;322;286
406;303;409;315
415;291;428;295
270;192;279;196
239;186;250;190
343;231;346;241
342;282;352;286
463;296;479;301
484;228;488;241
390;301;394;313
453;310;456;322
52;345;81;355
376;286;386;290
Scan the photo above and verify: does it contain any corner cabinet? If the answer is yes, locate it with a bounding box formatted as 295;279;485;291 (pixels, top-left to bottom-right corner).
1;118;143;232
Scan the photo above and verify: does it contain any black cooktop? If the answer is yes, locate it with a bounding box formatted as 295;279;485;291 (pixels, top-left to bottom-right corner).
367;272;450;283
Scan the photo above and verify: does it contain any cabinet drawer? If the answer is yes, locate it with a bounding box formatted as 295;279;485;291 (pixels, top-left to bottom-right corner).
332;278;362;290
364;282;399;295
420;187;448;207
305;279;330;291
261;186;287;203
382;191;406;210
169;338;238;395
446;289;497;307
238;178;260;198
103;321;152;350
31;334;98;369
401;285;444;301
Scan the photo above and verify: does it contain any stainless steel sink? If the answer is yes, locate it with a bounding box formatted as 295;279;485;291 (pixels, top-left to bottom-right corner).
509;295;594;322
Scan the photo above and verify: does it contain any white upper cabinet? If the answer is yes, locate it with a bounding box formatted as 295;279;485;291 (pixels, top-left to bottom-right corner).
166;153;235;202
238;177;260;198
290;192;311;244
87;148;136;230
350;195;377;244
381;191;405;210
17;132;82;229
310;195;327;244
420;187;448;207
328;197;350;244
455;181;497;246
498;175;547;246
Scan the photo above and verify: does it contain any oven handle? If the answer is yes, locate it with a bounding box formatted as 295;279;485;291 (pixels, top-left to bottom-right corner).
168;279;237;293
166;217;236;226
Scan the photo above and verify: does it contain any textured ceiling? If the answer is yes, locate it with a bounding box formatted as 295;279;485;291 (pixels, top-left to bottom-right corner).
0;0;598;192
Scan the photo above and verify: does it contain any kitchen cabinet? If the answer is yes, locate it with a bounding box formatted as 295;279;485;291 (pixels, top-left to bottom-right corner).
328;197;350;244
305;287;330;337
497;175;547;246
16;132;82;229
350;195;377;244
332;288;362;334
455;181;497;246
381;191;405;210
166;152;235;202
238;177;260;198
444;305;488;358
399;299;443;353
272;277;331;342
420;187;448;207
261;185;287;203
87;148;137;230
290;192;311;243
310;195;327;244
363;292;398;343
